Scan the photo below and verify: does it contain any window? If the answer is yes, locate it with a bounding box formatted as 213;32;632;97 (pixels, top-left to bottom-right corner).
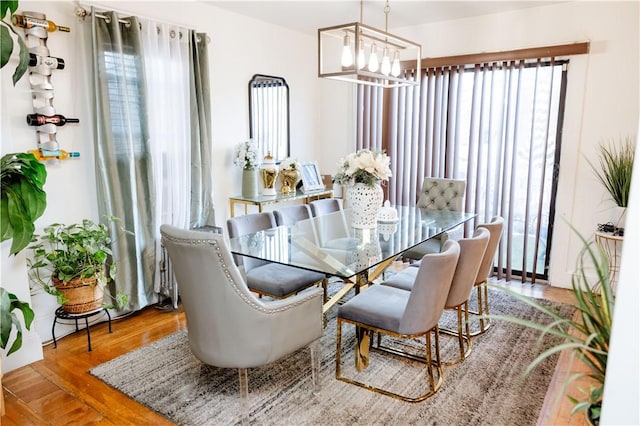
359;59;568;281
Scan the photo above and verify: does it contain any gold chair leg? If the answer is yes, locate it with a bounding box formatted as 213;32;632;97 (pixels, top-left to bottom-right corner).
321;277;329;328
336;319;444;402
439;303;472;366
355;326;371;372
469;281;492;336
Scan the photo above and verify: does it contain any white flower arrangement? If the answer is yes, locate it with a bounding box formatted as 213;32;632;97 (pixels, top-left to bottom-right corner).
233;140;260;170
334;149;392;188
279;157;300;171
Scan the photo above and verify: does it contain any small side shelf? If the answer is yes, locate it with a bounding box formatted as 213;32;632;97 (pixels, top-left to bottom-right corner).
51;307;112;352
594;231;624;292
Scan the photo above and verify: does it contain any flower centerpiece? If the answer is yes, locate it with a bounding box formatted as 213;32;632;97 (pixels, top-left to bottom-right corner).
335;149;392;228
234;140;260;197
279;156;301;194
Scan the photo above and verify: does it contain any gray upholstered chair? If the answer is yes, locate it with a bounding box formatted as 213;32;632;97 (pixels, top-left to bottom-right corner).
273;204;328;303
273;204;319;245
335;240;460;402
382;227;489;365
469;216;504;336
308;198;358;260
403;177;466;260
226;212;326;299
308;198;352;244
160;225;323;422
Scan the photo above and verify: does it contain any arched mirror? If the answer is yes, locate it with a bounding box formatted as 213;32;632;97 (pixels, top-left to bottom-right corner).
249;74;290;163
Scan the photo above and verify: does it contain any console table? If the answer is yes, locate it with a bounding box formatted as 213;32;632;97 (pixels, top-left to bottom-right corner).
229;188;334;217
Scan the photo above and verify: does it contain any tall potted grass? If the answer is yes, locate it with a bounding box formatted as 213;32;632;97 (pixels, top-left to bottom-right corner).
488;229;613;425
590;136;635;230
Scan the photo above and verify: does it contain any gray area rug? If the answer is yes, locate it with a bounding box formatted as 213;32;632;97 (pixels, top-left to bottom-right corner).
90;287;574;425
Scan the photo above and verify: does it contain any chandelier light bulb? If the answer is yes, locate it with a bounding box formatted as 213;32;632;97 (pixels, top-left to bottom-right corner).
341;33;353;67
391;50;401;77
368;42;379;72
381;47;391;75
357;38;366;69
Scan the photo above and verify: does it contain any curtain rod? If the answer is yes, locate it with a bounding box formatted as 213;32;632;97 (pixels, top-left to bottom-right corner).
74;4;210;43
401;41;590;71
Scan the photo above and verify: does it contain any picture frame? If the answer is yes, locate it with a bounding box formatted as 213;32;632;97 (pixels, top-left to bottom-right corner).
300;161;325;192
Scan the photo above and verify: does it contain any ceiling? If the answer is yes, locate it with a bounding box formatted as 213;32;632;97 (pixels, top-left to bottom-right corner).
206;1;558;36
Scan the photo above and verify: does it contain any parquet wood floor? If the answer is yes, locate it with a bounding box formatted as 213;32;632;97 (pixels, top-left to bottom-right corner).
1;279;587;425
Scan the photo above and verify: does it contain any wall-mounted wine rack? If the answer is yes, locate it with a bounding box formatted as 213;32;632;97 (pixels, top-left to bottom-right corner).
13;11;79;162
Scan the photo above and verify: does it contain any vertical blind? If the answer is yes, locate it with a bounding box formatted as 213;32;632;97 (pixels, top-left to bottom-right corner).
358;59;567;282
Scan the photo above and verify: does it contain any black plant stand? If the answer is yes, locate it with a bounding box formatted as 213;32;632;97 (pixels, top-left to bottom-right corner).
51;307;112;352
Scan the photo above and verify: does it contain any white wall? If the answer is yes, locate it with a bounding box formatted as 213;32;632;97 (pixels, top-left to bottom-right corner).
1;0;336;372
393;1;639;288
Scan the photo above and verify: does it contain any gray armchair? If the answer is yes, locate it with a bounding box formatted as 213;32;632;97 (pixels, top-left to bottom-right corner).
382;227;489;365
160;225;323;421
336;240;460;402
226;212;326;299
404;177;466;260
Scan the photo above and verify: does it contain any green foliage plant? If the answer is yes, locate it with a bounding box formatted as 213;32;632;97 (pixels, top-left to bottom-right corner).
1;0;29;85
1;1;37;358
0;287;34;355
1;152;47;255
488;229;613;425
590;136;635;208
28;217;129;310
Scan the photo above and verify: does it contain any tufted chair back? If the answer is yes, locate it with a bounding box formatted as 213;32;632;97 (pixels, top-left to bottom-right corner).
417;178;466;212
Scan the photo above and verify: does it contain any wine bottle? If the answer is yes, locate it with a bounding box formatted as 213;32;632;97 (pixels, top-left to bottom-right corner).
28;53;65;70
29;149;80;161
11;15;70;32
26;114;79;126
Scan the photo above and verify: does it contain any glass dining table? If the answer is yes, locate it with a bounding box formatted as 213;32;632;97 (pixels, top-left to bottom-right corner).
227;205;476;314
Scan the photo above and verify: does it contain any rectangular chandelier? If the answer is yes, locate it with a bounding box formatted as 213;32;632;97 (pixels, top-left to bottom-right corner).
318;21;421;88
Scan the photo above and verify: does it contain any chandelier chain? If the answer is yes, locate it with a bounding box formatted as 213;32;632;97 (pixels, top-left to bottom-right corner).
384;1;390;32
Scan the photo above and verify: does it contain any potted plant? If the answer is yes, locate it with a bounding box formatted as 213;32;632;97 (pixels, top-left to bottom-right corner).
589;136;635;231
489;229;612;425
1;152;47;255
1;152;46;356
28;218;129;313
1;0;29;85
233;139;260;198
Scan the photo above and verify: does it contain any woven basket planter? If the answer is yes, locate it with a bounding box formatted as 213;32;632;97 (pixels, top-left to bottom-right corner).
53;275;104;314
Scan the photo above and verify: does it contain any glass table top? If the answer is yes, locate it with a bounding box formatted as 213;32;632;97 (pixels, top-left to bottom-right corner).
227;206;476;279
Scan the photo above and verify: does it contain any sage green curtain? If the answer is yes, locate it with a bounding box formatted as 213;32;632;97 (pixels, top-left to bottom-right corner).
91;11;157;311
189;31;215;228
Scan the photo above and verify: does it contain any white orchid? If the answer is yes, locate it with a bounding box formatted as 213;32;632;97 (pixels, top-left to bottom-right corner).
233;140;260;170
